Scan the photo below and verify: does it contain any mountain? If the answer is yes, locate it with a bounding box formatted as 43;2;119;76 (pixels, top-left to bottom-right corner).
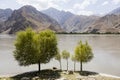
85;8;120;33
0;9;12;22
0;9;12;32
86;15;120;33
1;5;62;34
63;15;99;32
109;7;120;15
0;5;120;34
42;8;99;32
42;8;74;29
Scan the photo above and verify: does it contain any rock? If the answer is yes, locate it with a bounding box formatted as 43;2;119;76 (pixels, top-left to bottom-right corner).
32;76;39;80
68;71;74;74
21;77;30;80
53;67;57;70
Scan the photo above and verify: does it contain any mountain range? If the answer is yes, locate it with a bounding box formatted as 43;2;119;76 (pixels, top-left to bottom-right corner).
0;5;63;34
0;5;120;34
42;8;99;33
42;7;120;33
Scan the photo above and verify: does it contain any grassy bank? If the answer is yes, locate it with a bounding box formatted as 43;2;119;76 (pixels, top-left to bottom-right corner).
0;69;120;80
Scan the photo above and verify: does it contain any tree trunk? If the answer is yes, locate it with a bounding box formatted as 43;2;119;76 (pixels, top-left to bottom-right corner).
74;61;76;71
38;62;41;72
80;61;83;72
59;60;62;70
67;59;68;71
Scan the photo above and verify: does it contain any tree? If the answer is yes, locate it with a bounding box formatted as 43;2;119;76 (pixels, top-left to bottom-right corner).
14;28;58;72
75;41;93;72
71;55;77;71
37;29;58;72
55;51;62;70
14;28;37;66
62;50;70;71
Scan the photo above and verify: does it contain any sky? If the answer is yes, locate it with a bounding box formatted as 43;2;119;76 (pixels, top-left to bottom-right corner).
0;0;120;16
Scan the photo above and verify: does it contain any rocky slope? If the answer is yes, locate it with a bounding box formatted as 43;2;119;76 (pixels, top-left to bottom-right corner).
109;7;120;15
42;8;74;29
42;8;98;33
0;5;62;34
0;5;120;34
0;9;12;22
85;8;120;33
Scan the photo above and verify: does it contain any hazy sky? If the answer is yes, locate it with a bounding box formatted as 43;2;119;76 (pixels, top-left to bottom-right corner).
0;0;120;15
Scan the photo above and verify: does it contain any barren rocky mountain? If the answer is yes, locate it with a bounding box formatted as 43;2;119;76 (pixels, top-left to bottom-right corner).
0;5;120;34
0;5;63;34
42;8;74;29
85;7;120;33
0;9;12;22
42;8;99;33
109;7;120;15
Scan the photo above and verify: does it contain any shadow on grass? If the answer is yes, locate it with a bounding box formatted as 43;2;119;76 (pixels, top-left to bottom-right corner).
77;71;98;76
11;69;61;80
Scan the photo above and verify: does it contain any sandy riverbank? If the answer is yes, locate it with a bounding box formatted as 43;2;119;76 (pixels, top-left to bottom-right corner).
0;70;120;80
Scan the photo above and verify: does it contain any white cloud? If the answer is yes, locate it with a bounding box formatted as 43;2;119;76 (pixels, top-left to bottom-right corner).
16;0;94;16
73;0;96;16
76;10;93;16
102;1;109;6
16;0;69;10
74;0;98;9
112;0;120;4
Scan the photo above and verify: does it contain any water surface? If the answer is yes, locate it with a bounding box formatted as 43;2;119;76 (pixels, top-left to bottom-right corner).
0;34;120;76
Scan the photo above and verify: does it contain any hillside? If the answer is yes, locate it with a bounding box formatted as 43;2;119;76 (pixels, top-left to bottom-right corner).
0;6;63;34
42;8;99;33
86;11;120;33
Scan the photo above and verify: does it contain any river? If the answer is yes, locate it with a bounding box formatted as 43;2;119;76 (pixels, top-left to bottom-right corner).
0;34;120;76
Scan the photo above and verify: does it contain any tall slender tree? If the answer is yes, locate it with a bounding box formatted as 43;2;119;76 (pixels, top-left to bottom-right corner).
37;29;58;72
62;50;70;71
75;41;93;72
55;52;62;70
71;55;77;71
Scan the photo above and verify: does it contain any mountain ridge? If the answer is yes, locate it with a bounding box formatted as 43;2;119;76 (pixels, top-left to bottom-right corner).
0;5;120;34
0;5;63;34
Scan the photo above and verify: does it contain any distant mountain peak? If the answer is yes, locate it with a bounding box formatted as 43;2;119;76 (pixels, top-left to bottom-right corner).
109;7;120;15
19;5;37;12
47;7;58;11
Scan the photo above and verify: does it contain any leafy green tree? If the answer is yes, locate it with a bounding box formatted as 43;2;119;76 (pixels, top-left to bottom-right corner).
62;50;70;71
75;41;93;72
71;55;77;71
55;51;62;70
14;28;37;66
37;29;58;72
14;28;58;72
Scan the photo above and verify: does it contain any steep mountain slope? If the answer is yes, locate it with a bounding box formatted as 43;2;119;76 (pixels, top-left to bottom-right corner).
109;7;120;15
63;15;99;32
42;8;74;29
0;9;12;22
42;8;98;33
86;10;120;33
0;9;12;32
2;5;62;34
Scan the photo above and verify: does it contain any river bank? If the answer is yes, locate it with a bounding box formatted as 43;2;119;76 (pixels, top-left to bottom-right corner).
0;70;120;80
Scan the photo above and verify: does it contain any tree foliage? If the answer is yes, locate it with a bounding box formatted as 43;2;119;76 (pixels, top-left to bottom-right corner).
14;28;58;72
75;41;93;72
55;51;62;70
37;29;58;63
71;54;77;71
62;50;70;60
62;50;70;71
14;28;37;66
